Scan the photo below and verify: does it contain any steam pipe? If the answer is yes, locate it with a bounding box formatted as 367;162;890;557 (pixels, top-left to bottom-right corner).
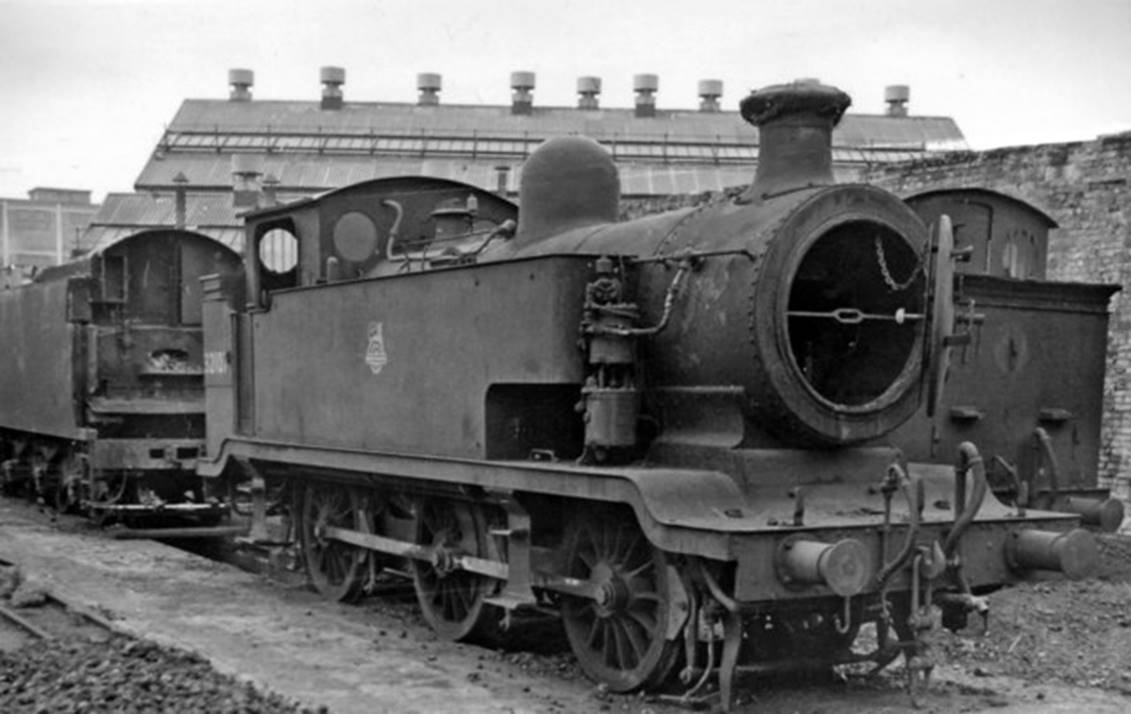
1031;427;1060;504
944;442;987;557
382;199;406;262
694;558;740;613
588;259;692;338
875;460;922;587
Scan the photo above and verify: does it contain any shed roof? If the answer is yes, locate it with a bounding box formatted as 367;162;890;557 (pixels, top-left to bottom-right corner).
82;192;257;254
135;98;966;197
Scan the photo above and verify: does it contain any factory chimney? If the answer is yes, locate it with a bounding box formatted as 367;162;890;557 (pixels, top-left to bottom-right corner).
173;172;188;229
231;154;263;209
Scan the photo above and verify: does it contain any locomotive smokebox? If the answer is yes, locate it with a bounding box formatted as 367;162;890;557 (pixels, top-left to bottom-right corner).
740;81;850;201
503;80;933;448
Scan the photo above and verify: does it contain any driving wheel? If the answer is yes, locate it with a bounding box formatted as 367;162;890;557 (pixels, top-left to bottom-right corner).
300;481;365;602
561;509;679;692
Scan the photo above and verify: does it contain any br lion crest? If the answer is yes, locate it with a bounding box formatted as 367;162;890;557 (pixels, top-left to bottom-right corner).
365;321;388;375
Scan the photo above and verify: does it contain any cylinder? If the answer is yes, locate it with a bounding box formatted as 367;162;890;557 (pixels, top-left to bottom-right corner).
589;314;636;365
776;537;871;596
1005;528;1098;580
633;73;659;93
510;70;536;90
1062;496;1125;533
582;388;639;447
320;66;345;85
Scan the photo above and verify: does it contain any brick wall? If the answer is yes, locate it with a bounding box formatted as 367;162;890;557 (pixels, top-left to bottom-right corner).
860;138;1131;497
622;137;1131;497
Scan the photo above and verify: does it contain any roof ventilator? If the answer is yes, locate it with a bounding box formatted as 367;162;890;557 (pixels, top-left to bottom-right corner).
577;76;601;110
633;74;658;118
228;68;254;102
320;66;345;110
511;71;535;115
417;73;442;106
885;85;910;117
698;79;723;113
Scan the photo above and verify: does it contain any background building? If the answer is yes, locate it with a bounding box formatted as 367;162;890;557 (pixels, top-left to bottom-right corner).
81;68;967;254
0;187;100;272
861;136;1131;498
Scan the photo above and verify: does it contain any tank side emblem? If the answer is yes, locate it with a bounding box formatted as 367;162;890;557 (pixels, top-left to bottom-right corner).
365;321;388;375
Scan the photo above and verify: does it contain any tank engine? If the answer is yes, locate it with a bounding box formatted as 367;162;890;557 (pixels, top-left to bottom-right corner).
200;82;1102;709
0;230;241;523
891;189;1123;531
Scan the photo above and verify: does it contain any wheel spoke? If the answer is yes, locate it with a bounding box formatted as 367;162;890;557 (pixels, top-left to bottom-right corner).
601;622;615;667
625;607;659;635
577;545;597;571
613;618;637;669
610;521;625;562
585;612;602;648
619;529;641;565
302;483;364;602
623;557;654;580
630;591;662;604
410;498;502;643
561;510;678;692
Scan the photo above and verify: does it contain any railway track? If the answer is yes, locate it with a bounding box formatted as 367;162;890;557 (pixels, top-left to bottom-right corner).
0;564;116;652
3;494;1130;714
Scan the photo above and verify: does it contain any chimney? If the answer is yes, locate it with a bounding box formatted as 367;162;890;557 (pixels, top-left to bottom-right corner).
261;174;280;207
577;76;601;110
172;172;188;229
885;84;910;117
739;80;851;201
495;165;511;196
698;79;723;113
320;66;345;110
511;71;535;116
417;72;442;105
633;74;658;118
228;68;254;101
231;153;263;209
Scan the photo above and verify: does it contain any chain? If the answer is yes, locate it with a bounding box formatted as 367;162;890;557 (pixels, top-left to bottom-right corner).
875;235;924;292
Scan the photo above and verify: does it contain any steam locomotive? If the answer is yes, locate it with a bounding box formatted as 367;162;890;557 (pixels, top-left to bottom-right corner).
188;81;1111;708
890;188;1123;531
0;230;241;522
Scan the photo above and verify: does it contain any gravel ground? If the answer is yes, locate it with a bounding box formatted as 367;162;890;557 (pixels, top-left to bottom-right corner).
0;625;323;714
933;532;1131;695
2;495;1130;714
